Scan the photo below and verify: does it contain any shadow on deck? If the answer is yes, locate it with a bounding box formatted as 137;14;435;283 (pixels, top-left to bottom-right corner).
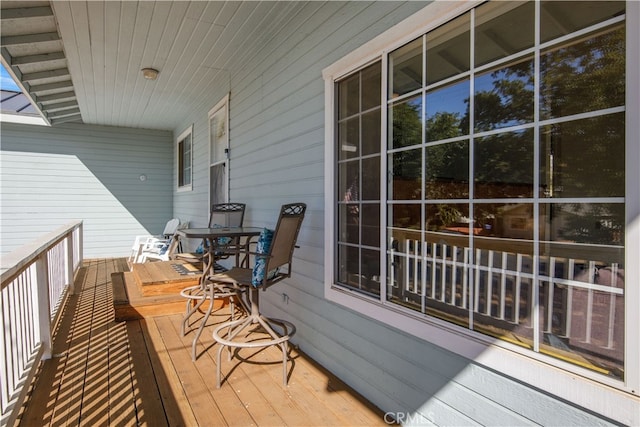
14;258;390;426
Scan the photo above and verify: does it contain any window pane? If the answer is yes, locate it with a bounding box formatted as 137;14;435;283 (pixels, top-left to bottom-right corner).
475;1;534;67
361;156;380;200
474;129;533;199
539;202;624;379
338;74;359;119
362;63;381;110
361;204;380;248
389;37;422;98
474;58;534;132
540;24;625;120
541;203;625;250
339;160;360;201
337;244;360;287
389;96;422;149
474;203;534;241
540;1;625;43
425;78;469;141
361;248;381;296
338;204;359;245
389;149;422;201
426;12;470;85
362;110;381;155
425;140;469;200
338;118;359;160
179;134;192;187
389;203;421;233
539;114;624;198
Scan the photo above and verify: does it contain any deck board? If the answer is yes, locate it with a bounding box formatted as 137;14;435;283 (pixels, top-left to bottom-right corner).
15;258;391;427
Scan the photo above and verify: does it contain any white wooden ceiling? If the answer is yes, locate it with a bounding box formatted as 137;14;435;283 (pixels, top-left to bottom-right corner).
2;1;316;130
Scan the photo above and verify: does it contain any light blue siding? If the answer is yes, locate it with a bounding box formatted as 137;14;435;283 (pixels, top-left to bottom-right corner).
1;122;173;259
172;2;627;425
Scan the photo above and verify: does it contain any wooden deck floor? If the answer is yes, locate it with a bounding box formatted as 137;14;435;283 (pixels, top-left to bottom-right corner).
15;258;389;427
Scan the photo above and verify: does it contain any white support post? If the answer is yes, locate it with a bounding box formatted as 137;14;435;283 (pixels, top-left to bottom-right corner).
66;233;75;294
35;254;52;360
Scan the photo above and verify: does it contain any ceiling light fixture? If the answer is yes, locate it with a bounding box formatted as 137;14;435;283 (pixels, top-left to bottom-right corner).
141;68;159;80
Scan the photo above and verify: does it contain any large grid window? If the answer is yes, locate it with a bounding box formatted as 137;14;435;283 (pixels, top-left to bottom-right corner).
334;1;627;382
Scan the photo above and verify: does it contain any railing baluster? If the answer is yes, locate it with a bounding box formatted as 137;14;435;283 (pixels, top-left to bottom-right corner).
431;243;437;299
474;248;481;313
499;252;507;320
607;263;618;349
440;244;447;302
462;248;469;309
1;221;82;425
414;240;420;294
546;257;556;333
451;246;458;306
585;260;595;344
565;258;575;337
486;250;494;316
514;254;522;324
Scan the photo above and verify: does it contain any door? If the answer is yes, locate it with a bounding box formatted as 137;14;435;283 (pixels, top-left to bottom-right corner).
209;95;229;206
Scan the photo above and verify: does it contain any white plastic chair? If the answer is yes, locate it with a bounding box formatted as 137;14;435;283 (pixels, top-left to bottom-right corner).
129;218;181;264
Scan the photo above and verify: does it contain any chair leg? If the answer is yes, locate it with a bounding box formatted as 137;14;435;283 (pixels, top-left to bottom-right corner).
181;290;206;336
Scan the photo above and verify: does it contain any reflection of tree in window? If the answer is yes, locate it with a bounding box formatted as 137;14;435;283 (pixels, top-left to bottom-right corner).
471;59;534;132
391;100;421;148
540;25;625;119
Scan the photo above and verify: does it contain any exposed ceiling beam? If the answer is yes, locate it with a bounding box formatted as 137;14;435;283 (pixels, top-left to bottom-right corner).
22;67;69;82
37;90;75;103
50;113;82;125
11;51;65;65
1;32;59;46
0;6;53;20
30;80;73;93
47;107;80;119
43;100;78;111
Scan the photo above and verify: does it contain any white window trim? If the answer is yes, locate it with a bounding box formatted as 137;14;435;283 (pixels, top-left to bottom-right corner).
322;1;639;424
176;125;193;192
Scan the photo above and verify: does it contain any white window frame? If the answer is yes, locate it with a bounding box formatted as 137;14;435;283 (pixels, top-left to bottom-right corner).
323;1;639;422
208;94;230;206
176;125;193;192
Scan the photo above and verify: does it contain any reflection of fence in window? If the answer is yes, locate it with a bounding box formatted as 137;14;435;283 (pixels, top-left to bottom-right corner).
388;232;624;374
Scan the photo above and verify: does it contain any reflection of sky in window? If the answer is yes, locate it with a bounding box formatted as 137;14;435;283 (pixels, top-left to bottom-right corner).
426;80;469;122
1;64;21;91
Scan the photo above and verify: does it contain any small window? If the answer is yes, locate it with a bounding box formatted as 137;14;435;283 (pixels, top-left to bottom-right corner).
177;126;193;191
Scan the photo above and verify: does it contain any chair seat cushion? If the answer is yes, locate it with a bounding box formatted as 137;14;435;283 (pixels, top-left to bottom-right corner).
251;228;278;287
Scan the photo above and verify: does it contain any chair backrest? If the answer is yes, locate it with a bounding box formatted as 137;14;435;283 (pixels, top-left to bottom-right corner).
264;203;306;282
208;203;246;228
162;218;181;236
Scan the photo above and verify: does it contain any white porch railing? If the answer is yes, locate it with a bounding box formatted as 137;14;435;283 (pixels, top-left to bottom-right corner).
0;221;83;427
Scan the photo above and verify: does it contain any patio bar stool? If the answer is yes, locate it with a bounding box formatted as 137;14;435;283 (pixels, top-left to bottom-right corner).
209;202;306;388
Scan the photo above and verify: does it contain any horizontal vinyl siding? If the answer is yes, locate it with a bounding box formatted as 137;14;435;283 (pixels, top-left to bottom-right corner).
172;2;625;425
1;122;173;258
